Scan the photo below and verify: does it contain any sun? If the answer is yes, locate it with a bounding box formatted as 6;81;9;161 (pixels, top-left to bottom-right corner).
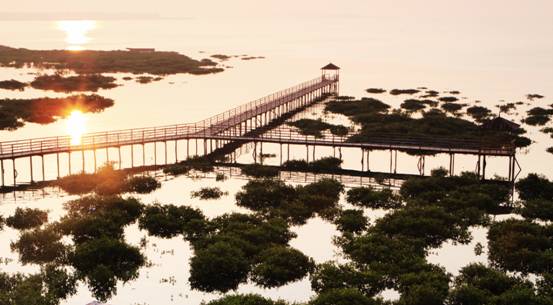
56;20;97;50
66;110;87;145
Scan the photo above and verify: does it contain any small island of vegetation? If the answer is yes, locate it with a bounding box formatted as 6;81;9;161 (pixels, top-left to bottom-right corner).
0;79;27;91
0;45;223;75
29;74;118;92
0;94;113;130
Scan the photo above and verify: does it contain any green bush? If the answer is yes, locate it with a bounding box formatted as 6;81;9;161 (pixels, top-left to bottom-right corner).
58;196;143;243
69;237;145;301
334;209;368;233
309;288;381;305
251;246;314;288
139;203;206;239
487;219;552;275
310;262;386;297
282;159;309;170
6;208;48;230
0;266;77;305
515;173;553;200
191;187;228;199
347;187;402;209
125;176;160;194
10;226;68;265
189;241;251;292
241;164;279;177
309;157;343;171
203;294;288;305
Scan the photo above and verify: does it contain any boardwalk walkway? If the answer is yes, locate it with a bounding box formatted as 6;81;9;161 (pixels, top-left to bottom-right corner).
0;71;519;186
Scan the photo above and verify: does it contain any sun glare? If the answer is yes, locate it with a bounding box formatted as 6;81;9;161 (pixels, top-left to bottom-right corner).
57;20;97;50
66;110;87;145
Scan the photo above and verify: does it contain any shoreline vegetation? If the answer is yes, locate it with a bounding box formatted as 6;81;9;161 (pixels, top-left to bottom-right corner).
211;54;265;61
29;74;118;92
324;96;531;150
0;45;223;75
56;164;160;195
4;167;552;304
0;79;27;91
0;94;113;130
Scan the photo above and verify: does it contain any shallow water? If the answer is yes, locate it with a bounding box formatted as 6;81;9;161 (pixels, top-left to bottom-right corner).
1;5;553;304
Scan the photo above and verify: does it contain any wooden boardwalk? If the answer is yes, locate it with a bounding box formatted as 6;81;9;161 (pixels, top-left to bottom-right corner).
0;76;336;160
0;69;520;186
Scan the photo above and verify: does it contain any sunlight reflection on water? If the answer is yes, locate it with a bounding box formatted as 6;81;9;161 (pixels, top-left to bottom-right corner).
66;110;87;145
56;20;96;50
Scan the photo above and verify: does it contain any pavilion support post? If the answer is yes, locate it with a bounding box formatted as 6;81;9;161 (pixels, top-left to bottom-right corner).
142;144;146;166
56;153;60;178
482;155;487;180
508;156;512;182
253;142;257;164
187;139;190;159
306;145;309;163
367;149;370;172
164;141;168;165
361;149;364;171
313;145;316;161
477;154;481;178
29;156;33;183
287;144;290;162
389;149;393;174
260;142;264;164
12;159;16;187
131;145;134;168
1;159;4;187
106;148;109;164
82;150;85;173
394;150;398;174
118;146;122;169
154;143;157;166
68;152;72;175
451;154;455;176
175;140;178;163
280;144;283;166
93;149;97;172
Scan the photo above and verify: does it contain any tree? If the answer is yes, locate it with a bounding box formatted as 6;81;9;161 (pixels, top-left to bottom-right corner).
309;288;382;305
138;203;206;239
487;219;552;275
189;241;251;292
335;209;368;233
203;294;288;305
125;176;160;194
235;179;295;211
515;173;553;200
251;246;314;288
310;262;386;297
346;187;402;209
396;264;450;305
6;208;48;230
448;263;547;305
374;206;472;249
10;227;68;265
518;198;553;221
0;266;77;305
69;237;145;301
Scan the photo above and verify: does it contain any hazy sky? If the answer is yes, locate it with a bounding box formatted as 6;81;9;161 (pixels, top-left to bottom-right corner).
1;0;553;19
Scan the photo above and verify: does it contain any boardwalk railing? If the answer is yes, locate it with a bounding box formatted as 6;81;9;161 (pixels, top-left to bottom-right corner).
0;76;337;160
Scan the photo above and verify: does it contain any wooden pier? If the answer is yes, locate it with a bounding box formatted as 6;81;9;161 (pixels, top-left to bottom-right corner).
0;64;520;188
